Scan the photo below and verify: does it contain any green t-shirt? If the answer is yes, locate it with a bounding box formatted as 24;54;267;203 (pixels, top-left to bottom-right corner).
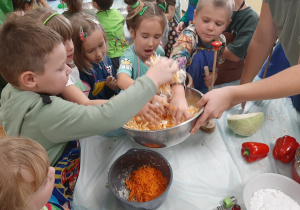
225;7;259;59
0;0;13;25
117;44;165;80
96;9;129;58
263;0;300;66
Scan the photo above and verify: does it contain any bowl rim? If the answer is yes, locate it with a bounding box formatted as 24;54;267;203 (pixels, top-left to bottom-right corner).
243;173;300;209
108;148;173;207
122;87;204;132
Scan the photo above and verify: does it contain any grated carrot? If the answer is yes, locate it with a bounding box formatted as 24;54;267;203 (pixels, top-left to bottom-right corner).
125;164;167;202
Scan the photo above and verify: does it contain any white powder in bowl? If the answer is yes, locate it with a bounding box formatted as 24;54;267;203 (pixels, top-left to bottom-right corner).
249;188;300;210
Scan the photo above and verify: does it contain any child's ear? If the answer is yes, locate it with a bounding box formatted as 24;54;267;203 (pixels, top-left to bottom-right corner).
193;9;197;23
92;1;99;10
129;27;135;38
19;71;37;89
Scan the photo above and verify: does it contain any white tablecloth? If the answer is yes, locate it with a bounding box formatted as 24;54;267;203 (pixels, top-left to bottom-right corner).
71;96;300;210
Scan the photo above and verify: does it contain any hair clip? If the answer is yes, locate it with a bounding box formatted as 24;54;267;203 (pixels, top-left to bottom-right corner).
139;6;148;15
131;1;139;8
158;2;167;11
79;26;87;41
22;0;31;2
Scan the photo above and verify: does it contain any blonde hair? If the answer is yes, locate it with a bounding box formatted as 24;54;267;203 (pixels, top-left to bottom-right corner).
0;137;50;210
25;7;73;41
70;13;108;74
195;0;235;20
0;14;62;86
124;0;167;32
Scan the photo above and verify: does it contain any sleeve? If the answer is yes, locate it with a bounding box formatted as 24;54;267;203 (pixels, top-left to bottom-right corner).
117;53;134;78
180;7;188;25
37;76;158;143
227;12;259;59
170;26;197;71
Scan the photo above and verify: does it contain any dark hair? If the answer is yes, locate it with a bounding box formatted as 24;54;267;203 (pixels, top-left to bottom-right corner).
0;14;62;86
12;0;34;11
70;13;108;74
124;0;167;32
25;7;73;41
93;0;113;11
61;0;82;13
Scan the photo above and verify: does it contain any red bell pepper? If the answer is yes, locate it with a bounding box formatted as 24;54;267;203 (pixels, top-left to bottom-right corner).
273;135;299;163
241;142;269;163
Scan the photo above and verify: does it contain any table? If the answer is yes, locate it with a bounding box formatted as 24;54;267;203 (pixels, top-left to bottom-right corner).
71;95;299;210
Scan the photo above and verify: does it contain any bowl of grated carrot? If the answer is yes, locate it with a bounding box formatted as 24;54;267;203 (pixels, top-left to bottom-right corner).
108;148;173;210
122;87;204;148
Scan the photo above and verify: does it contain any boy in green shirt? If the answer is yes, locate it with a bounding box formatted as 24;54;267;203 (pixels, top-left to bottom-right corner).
0;14;177;207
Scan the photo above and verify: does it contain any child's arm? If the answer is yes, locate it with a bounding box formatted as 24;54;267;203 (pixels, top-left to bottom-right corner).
61;84;107;106
169;84;190;123
35;58;179;141
117;73;134;90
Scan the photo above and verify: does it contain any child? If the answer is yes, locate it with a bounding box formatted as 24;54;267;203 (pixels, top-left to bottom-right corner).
12;0;34;12
70;13;119;100
92;0;129;73
170;0;234;131
170;0;234;92
164;0;179;58
176;0;198;35
61;0;97;19
0;14;178;206
117;0;190;123
0;137;62;210
191;0;300;134
25;7;107;106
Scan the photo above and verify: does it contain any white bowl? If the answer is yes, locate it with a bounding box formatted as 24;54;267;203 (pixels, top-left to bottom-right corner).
243;173;300;210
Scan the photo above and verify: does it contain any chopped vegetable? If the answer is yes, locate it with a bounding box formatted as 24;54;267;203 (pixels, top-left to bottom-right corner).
227;112;264;136
241;142;269;163
125;105;199;130
273;135;300;163
125;164;167;202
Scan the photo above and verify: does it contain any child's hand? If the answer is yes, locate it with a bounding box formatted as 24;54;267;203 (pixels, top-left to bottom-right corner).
176;22;185;35
203;72;218;88
105;76;117;90
169;84;190;123
146;57;179;88
152;95;169;115
137;102;163;123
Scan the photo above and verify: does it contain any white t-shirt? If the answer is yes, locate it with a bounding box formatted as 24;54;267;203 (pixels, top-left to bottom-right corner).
66;63;90;96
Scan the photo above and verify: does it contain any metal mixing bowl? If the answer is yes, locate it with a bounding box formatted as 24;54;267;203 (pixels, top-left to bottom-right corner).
122;87;203;148
108;149;173;210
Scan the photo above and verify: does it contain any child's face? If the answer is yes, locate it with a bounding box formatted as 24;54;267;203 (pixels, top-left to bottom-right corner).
29;167;55;209
35;43;72;95
130;18;164;62
65;39;75;64
193;4;230;45
82;29;107;64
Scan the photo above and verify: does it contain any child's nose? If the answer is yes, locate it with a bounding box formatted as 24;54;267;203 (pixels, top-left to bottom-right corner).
207;23;214;31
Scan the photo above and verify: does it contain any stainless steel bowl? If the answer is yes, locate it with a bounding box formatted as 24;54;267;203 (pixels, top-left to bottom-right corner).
122;87;203;148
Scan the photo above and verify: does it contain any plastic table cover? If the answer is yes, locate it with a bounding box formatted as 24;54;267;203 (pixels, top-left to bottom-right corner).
71;95;299;210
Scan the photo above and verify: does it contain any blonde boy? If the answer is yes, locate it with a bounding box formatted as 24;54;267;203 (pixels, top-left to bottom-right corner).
0;137;56;210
